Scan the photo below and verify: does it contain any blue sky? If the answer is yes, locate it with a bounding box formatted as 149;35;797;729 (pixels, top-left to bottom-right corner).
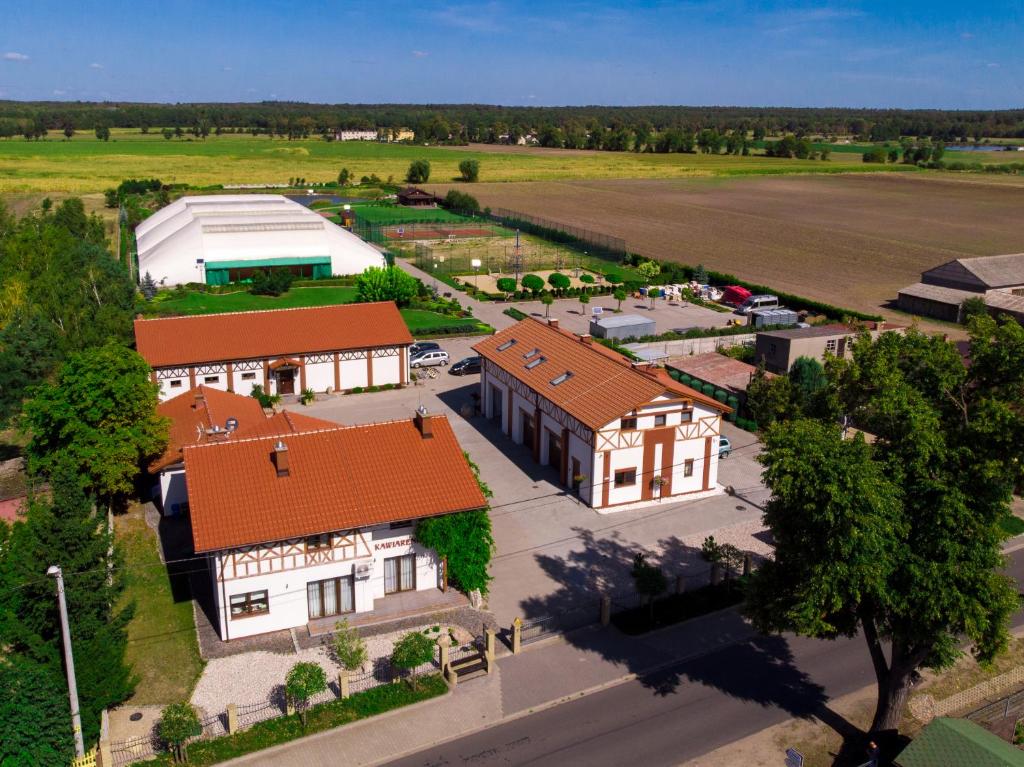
1;1;1021;108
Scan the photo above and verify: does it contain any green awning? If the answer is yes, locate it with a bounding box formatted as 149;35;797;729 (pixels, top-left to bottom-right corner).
895;718;1024;767
204;257;331;270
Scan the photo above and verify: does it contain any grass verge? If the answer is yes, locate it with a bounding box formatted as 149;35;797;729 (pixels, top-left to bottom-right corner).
1000;515;1024;537
611;580;745;635
401;309;493;336
137;675;447;766
115;509;204;705
142;286;359;316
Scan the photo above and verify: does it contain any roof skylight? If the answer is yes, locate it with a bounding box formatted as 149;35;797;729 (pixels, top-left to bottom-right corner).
496;339;518;352
524;356;547;370
550;371;574;386
523;348;541;360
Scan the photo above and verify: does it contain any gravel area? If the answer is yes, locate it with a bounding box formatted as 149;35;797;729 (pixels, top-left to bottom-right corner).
190;622;471;716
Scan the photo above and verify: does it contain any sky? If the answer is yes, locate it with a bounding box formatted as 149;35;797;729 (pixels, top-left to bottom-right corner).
1;0;1022;109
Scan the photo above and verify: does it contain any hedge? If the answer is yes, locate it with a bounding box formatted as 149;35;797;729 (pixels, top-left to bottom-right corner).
668;369;681;381
503;307;528;321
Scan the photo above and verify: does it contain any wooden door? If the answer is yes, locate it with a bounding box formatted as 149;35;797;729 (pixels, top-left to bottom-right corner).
278;368;295;395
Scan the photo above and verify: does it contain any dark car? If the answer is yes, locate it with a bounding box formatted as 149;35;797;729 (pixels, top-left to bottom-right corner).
449;356;482;376
410;341;441;357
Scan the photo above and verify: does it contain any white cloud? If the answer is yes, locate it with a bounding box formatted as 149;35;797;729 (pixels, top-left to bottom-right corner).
2;52;29;61
433;3;502;32
222;66;233;71
89;62;103;69
986;62;1000;69
411;50;429;58
52;88;67;96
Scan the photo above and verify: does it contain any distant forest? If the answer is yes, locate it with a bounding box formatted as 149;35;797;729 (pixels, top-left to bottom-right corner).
2;101;1024;145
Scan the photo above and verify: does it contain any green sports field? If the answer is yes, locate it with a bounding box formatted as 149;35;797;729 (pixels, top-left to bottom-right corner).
350;205;471;224
0;128;924;195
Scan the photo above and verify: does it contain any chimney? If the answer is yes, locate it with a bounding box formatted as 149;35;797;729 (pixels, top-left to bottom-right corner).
193;391;205;410
413;405;433;439
272;440;290;477
548;318;559;329
580;334;592;345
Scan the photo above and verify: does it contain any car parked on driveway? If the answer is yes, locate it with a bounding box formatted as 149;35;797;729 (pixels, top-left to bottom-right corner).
410;350;449;368
410;341;441;357
718;435;732;458
449;356;481;376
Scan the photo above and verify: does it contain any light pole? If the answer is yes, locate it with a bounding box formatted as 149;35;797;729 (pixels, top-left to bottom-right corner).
47;565;85;757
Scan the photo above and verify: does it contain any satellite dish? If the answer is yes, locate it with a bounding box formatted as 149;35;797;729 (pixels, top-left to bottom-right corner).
226;417;239;432
343;204;351;211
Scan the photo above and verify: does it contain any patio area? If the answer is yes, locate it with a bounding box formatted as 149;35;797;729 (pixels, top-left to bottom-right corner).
307;587;469;638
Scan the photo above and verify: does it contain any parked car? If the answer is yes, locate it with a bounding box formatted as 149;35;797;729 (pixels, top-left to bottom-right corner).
410;350;449;368
736;294;779;315
449;356;481;376
410;341;441;357
718;436;732;458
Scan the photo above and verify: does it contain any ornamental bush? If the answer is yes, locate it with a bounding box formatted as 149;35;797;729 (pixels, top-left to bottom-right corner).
286;662;327;727
160;702;201;763
548;272;570;291
579;273;595;284
391;632;435;689
521;274;545;294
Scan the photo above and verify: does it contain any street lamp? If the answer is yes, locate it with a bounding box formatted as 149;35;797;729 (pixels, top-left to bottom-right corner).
47;565;85;757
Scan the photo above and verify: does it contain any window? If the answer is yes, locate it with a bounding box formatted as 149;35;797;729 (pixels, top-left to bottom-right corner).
550;371;573;386
524;356;547;370
307;577;354;618
204;375;220;384
305;533;330;551
241;372;257;381
614;469;637;487
523;348;541;360
680;410;693;423
230;590;268;619
389;520;413;530
654;414;667;427
169;380;183;388
684;459;694;477
620;417;638;431
384;554;417;594
496;339;518;352
825;339;838;353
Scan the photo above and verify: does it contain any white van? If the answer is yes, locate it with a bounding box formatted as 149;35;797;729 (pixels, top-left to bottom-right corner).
410;350;450;368
736;294;779;315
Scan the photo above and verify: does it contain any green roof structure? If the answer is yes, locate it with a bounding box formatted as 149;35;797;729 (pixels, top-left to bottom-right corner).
896;718;1024;767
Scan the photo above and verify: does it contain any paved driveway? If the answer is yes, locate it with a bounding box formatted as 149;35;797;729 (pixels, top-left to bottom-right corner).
301;343;768;627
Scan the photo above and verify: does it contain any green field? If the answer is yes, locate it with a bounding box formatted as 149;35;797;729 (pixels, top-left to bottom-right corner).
142;286;489;336
0;128;927;195
351;205;471;224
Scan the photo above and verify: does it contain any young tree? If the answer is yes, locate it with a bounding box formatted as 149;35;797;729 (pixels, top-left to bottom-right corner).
285;662;327;727
788;356;828;415
140;271;159;300
162;127;174;140
496;277;517;299
354;266;419;306
63;123;74;140
613;288;627;312
521;274;545;295
630;553;668;623
337;167;351;185
406;159;431;184
746;322;1023;735
331;618;368;672
22;342;168;504
694;264;709;284
636;260;661;283
547;272;570;293
94;124;110;141
648;288;660;310
458;159;480;182
391;631;435;689
541;293;554;317
159;702;201;763
579;292;590;313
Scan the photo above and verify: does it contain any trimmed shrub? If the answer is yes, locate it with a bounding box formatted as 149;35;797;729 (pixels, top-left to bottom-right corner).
521;274;545;293
714;389;729;403
548;272;571;291
579;273;595;284
668;369;681;381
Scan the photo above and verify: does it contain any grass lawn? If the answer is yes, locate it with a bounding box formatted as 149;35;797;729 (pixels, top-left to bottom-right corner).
115;508;204;705
145;286;359;315
0;128;922;195
400;309;491;336
1000;514;1024;537
137;675;447;766
351;205;471;224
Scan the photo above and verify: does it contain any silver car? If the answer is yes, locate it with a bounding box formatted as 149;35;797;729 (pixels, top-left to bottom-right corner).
410;350;450;368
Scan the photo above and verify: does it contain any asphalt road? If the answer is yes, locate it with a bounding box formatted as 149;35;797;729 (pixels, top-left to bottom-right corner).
386;549;1024;767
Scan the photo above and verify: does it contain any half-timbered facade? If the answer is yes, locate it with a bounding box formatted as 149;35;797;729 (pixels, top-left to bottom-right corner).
474;318;731;511
134;303;412;402
183;410;486;640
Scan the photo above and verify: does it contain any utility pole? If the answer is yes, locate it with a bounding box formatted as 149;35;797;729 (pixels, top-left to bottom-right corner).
47;565;85;757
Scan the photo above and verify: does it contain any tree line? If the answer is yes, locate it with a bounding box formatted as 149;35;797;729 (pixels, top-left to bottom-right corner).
0;199;167;763
2;101;1024;145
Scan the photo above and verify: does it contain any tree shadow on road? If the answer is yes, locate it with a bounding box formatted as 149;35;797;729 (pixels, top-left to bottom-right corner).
516;527;856;734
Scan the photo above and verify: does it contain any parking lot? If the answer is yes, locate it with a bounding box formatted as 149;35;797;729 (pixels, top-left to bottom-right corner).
302;336;770;626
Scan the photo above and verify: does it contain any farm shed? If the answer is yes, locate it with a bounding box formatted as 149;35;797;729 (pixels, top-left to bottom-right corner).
136;195;385;287
755;322;905;373
589;314;655;341
397;187;441;207
896;282;976;323
921;252;1024;292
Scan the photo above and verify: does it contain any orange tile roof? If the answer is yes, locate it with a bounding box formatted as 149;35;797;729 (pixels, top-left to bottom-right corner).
134;303;413;368
183;414;486;552
473;318;728;429
150;386;336;473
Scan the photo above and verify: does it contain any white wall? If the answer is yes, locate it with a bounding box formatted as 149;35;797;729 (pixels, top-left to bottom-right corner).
231;370;262;396
159;467;188;515
214;524;440;641
305;361;334;392
371;354;400;386
340;357;368;390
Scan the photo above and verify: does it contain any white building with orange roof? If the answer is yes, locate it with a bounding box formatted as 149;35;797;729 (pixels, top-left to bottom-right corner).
182;410;486;640
474;318;732;511
149;384;336;515
134;303;413;402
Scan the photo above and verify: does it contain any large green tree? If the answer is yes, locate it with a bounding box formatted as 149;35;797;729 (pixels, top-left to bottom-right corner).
0;652;76;765
0;311;60;426
746;319;1023;734
22;343;167;504
354;266;419;306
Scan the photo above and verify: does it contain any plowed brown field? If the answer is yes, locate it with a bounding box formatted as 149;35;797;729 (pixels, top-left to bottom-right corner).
429;174;1024;315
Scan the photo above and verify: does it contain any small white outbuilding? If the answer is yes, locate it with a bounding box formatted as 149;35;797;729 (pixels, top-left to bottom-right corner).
136;194;385;286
